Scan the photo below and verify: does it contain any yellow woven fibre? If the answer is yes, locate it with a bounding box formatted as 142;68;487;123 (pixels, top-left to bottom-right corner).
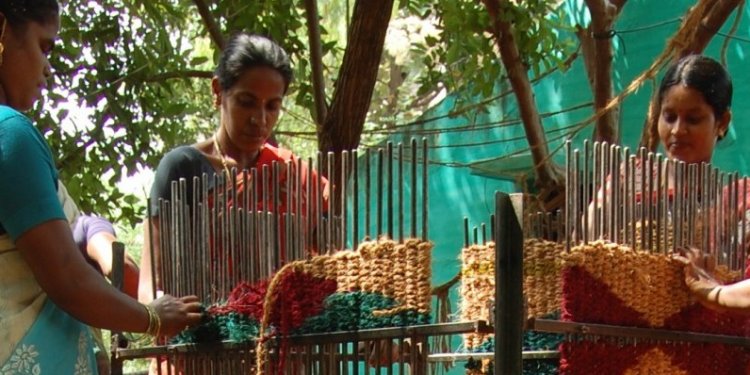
627;218;705;252
524;239;566;318
622;348;688;375
296;237;433;315
565;240;738;326
459;243;495;349
459;238;564;349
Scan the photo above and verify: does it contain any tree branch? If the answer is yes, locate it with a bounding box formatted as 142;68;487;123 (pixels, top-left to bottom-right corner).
680;0;742;56
192;0;225;50
318;0;395;152
482;0;565;210
143;70;214;82
303;0;329;126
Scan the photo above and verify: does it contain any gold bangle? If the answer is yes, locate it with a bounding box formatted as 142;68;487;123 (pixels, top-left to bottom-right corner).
143;304;161;337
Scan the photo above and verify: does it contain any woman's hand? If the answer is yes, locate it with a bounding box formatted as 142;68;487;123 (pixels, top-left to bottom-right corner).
673;246;722;308
149;295;203;338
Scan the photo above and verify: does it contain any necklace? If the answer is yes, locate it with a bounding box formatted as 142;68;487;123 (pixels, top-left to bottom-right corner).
212;135;232;178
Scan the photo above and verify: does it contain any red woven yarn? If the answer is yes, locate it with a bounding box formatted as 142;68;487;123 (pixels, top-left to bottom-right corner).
210;279;270;320
271;270;337;335
561;266;650;327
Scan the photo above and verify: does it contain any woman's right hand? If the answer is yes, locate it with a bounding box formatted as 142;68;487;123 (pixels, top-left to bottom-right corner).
149;295;203;338
673;246;722;308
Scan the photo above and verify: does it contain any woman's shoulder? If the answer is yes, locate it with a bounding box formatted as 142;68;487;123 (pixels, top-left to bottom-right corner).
0;106;47;154
0;106;34;134
154;145;215;183
157;145;212;169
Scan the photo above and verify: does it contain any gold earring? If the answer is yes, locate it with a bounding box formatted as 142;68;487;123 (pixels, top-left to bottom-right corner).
0;18;6;68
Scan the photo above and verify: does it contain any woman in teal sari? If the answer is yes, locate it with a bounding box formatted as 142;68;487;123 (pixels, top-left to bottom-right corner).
0;1;202;374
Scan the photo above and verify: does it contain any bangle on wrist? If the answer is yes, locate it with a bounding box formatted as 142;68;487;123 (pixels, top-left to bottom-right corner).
143;304;161;337
715;286;723;305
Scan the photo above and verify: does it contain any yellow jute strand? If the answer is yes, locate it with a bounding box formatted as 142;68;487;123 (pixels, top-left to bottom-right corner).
459;238;564;349
372;239;432;316
459;243;496;349
524;239;566;318
627;218;705;252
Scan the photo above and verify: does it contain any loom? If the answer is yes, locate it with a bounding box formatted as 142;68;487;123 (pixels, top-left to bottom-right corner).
110;139;507;375
108;138;750;375
459;140;750;374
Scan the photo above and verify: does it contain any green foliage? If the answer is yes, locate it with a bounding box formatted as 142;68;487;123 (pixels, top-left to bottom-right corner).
401;0;577;115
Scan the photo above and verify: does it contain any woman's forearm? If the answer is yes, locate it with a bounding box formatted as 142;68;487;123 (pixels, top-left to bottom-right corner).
17;219;151;333
715;279;750;310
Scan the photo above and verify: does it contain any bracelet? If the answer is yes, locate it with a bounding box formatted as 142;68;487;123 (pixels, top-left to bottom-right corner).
143;304;161;337
713;286;723;306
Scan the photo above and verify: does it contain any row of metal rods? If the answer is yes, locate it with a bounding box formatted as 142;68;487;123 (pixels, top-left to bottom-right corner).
463;216;494;246
148;336;428;375
151;139;430;304
563;140;748;272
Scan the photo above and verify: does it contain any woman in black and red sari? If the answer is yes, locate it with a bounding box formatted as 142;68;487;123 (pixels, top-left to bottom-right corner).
138;33;328;304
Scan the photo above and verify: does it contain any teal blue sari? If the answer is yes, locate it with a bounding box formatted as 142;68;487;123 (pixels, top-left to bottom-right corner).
1;300;98;375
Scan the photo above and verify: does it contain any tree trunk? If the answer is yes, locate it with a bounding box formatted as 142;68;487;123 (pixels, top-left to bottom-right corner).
317;0;395;215
318;0;395;153
681;0;742;57
303;0;328;126
482;0;565;210
583;0;627;144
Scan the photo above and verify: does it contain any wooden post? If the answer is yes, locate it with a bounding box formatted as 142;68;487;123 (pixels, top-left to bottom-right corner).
494;192;524;374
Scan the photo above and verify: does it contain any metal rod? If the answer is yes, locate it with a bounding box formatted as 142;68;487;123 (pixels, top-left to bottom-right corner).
387;142;394;239
341;150;349;251
352;150;359;249
582;140;590;244
366;148;372;240
565;141;572;251
398;143;404;243
463;217;469;248
325;152;334;252
411;139;418;238
620;147;635;248
654;154;663;253
377;148;384;238
572;150;580;246
316;154;324;252
422;138;429;241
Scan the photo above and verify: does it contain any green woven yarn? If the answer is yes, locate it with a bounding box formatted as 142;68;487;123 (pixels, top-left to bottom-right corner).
296;292;431;334
465;312;562;375
169;312;259;345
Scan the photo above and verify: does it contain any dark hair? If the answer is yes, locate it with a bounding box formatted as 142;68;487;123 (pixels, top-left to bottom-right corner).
658;54;733;118
214;33;293;93
0;0;59;28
